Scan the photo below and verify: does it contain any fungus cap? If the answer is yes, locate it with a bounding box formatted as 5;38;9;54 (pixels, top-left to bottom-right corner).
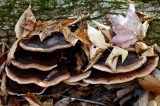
93;52;147;73
11;48;62;71
20;32;72;52
83;56;159;85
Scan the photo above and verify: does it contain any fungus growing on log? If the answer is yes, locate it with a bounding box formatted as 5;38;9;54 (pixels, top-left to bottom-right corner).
20;32;72;52
11;47;62;71
93;51;147;73
6;77;46;96
83;56;159;84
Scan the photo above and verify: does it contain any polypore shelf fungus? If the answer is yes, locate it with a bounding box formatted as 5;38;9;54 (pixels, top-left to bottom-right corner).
1;3;159;105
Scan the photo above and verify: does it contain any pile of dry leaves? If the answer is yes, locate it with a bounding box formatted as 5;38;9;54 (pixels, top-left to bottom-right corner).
0;4;160;106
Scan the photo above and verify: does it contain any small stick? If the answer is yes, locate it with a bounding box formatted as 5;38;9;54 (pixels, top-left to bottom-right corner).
61;95;110;106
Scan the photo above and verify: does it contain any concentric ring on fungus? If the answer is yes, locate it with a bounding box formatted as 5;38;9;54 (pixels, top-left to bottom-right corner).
93;51;147;73
6;60;70;87
19;32;72;52
83;56;159;85
6;77;46;96
11;47;62;71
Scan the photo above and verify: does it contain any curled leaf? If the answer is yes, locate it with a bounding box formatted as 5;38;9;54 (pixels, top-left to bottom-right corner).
147;100;157;106
89;45;103;60
84;52;102;72
74;23;92;45
67;13;90;26
7;39;20;64
134;90;149;106
139;21;149;40
107;4;142;48
105;46;128;72
142;46;157;57
61;26;71;41
153;44;160;55
135;42;148;53
92;20;113;41
15;5;36;38
138;75;160;94
24;92;42;106
87;24;110;49
0;72;7;100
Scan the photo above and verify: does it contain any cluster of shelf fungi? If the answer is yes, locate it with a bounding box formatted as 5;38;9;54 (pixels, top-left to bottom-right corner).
3;18;159;105
1;4;159;104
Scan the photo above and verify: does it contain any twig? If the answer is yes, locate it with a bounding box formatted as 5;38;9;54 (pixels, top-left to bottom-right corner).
61;85;74;94
61;95;110;106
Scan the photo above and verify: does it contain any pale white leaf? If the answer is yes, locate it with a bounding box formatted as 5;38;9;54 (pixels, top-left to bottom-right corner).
139;21;149;40
135;41;148;53
87;24;109;49
134;90;149;106
105;46;128;72
92;20;113;40
142;46;157;57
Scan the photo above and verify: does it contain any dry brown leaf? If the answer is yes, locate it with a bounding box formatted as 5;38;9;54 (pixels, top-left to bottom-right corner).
75;52;83;72
74;23;92;45
136;11;151;21
92;20;113;41
134;90;149;106
62;18;77;27
155;95;160;106
83;52;102;72
89;45;103;60
61;26;71;41
42;99;53;106
138;75;160;94
87;23;110;49
115;84;138;101
81;44;90;61
54;97;74;106
152;69;160;80
15;5;36;38
153;44;160;55
29;20;60;41
119;94;133;106
67;13;90;26
1;41;10;54
0;62;6;75
67;33;78;46
24;92;42;106
142;46;157;57
7;39;20;64
139;21;149;40
135;42;148;53
0;72;7;103
105;46;128;72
